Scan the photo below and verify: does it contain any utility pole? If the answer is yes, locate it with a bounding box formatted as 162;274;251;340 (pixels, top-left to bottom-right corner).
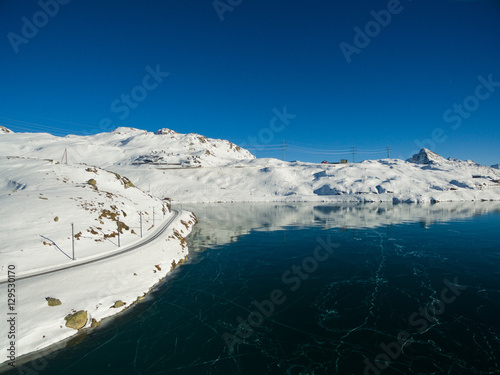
153;207;155;226
387;146;391;159
71;222;75;260
140;212;143;237
282;140;286;161
61;148;68;164
352;146;356;163
117;217;121;247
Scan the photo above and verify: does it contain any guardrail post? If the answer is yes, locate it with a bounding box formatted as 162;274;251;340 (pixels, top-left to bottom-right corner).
71;222;75;260
117;217;121;247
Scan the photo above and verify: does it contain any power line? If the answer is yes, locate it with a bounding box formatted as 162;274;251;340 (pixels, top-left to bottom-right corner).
0;117;74;134
244;144;283;148
284;143;387;154
286;149;352;155
288;144;353;153
0;122;67;136
246;148;283;151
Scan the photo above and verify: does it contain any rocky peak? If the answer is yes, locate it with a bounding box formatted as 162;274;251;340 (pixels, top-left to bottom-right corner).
0;125;13;134
407;148;447;164
155;128;178;135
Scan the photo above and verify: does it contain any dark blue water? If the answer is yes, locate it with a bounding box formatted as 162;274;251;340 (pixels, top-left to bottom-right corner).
7;203;500;375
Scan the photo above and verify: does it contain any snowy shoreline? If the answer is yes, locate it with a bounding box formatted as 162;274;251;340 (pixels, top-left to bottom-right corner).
0;210;196;370
0;154;198;369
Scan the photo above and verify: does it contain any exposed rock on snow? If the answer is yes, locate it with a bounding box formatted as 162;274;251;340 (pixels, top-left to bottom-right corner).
0;125;13;133
46;297;62;306
113;300;126;308
155;128;178;135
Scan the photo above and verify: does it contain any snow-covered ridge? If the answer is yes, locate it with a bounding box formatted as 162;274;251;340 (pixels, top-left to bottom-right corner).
0;126;254;168
1;128;499;203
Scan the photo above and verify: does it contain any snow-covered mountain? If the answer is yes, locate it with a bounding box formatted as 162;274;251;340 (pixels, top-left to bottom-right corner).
1;128;499;204
0;127;254;168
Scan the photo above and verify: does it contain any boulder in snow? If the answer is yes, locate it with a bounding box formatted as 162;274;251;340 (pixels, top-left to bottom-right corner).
46;297;62;306
64;310;88;330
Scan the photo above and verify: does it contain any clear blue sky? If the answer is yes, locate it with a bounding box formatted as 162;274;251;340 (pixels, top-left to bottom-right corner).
1;0;499;164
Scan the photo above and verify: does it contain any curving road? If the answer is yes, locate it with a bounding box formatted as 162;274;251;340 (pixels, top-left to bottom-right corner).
0;209;181;284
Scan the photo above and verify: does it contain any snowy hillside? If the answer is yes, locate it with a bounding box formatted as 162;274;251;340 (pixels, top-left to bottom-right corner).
1;128;499;204
126;148;500;204
0;127;254;168
0;157;170;270
0;156;197;360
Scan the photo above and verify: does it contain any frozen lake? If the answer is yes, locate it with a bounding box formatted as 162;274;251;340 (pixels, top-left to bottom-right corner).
7;202;500;375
